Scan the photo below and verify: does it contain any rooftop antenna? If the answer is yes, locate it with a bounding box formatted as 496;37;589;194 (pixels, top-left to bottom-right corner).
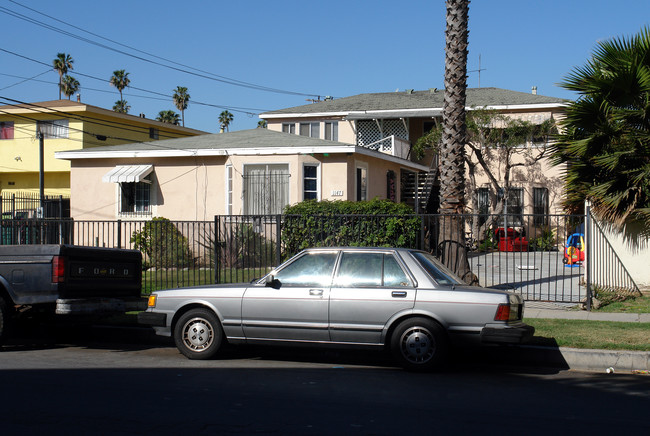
468;54;486;87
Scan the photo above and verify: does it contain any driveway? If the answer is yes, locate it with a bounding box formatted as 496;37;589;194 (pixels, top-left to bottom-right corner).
469;250;586;303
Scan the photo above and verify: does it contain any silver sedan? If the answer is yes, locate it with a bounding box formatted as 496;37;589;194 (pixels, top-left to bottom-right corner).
138;247;534;371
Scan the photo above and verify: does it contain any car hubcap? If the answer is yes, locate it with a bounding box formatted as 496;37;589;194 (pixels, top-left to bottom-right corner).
182;317;213;352
400;326;435;364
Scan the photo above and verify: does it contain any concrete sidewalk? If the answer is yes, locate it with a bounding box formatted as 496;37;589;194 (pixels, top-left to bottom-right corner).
517;302;650;373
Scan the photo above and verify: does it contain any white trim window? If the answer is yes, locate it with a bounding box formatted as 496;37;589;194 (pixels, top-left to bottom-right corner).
299;122;320;138
303;163;319;200
119;175;152;216
242;163;290;215
225;164;233;215
324;122;338;141
37;119;69;139
282;123;295;134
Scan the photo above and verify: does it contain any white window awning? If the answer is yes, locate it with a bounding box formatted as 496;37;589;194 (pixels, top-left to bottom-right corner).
102;165;153;184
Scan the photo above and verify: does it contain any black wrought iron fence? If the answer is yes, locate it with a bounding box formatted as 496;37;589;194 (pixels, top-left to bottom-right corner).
1;193;70;218
1;212;639;306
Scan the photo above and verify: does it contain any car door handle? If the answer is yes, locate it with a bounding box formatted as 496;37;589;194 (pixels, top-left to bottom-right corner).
391;291;407;298
309;289;324;296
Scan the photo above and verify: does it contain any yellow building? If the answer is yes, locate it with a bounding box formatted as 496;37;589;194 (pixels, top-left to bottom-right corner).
0;99;205;197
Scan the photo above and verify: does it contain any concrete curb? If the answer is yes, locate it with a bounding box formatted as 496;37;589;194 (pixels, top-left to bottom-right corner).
503;345;650;373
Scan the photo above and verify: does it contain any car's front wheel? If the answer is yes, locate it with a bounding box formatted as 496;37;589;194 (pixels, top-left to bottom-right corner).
390;317;448;371
174;308;223;360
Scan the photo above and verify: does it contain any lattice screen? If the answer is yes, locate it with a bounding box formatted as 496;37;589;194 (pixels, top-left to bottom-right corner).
357;119;408;148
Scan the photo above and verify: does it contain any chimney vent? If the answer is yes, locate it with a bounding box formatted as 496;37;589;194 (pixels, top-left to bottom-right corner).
531;86;538;95
76;93;81;102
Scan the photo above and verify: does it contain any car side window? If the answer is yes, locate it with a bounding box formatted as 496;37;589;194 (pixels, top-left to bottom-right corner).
273;252;337;287
383;255;411;287
334;252;411;287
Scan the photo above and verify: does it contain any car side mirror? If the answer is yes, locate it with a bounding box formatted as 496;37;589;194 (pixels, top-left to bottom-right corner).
265;275;281;289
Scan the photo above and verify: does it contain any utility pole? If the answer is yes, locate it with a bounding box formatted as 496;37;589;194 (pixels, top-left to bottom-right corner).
38;130;44;213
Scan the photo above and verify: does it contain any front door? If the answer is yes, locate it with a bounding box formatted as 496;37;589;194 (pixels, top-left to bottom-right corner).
241;251;338;342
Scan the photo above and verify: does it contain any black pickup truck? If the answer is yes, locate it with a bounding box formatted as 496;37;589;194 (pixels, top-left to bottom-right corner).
0;244;145;342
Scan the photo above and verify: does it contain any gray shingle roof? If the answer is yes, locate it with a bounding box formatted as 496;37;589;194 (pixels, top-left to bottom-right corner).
260;87;569;116
62;128;354;154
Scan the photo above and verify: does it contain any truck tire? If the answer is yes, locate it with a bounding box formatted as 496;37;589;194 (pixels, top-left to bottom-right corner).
0;296;11;343
174;308;223;360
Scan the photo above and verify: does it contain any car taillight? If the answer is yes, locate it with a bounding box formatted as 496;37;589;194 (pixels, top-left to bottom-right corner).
52;256;65;283
495;303;522;321
494;304;511;321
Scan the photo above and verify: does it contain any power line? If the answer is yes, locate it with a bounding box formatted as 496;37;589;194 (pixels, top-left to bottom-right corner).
0;49;265;116
1;96;188;140
0;69;51;91
2;2;324;98
0;72;271;114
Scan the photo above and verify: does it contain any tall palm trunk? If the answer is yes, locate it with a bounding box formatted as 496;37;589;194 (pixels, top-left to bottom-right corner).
439;0;475;284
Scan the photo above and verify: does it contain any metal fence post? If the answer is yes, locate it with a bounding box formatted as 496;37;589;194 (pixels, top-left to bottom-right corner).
276;214;282;267
214;216;220;284
117;219;122;249
585;205;592;311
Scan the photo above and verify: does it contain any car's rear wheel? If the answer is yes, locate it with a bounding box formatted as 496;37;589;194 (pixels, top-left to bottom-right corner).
391;317;448;371
174;308;223;360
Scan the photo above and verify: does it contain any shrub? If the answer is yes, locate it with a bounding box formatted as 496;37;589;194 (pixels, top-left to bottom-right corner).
218;222;276;269
530;227;556;251
131;217;193;268
281;199;421;256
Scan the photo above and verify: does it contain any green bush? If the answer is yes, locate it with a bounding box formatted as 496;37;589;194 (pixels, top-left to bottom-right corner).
478;228;497;251
281;199;421;256
131;217;193;268
218;222;276;269
530;227;556;251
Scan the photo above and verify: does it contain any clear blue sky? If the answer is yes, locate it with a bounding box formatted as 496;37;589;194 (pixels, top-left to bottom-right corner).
1;0;649;133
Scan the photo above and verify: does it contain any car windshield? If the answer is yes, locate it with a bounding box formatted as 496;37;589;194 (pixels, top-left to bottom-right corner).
409;251;464;286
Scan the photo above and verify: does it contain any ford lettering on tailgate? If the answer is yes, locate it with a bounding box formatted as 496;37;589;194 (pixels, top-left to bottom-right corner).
70;262;136;278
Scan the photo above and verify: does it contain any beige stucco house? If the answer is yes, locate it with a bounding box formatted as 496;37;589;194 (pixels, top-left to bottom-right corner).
260;87;569;219
55;128;428;221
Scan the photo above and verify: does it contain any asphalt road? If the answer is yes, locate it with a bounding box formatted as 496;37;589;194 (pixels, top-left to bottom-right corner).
1;326;650;435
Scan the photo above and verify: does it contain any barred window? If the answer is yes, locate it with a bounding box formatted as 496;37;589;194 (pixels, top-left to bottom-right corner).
242;164;290;215
498;187;524;226
120;178;151;216
477;187;490;226
533;187;549;226
37;119;68;139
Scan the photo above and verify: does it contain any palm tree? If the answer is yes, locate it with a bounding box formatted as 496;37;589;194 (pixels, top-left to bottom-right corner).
219;110;234;132
552;26;650;232
172;86;190;127
109;70;130;102
438;0;474;283
257;120;268;128
113;100;130;114
53;53;74;99
61;75;80;100
156;110;180;125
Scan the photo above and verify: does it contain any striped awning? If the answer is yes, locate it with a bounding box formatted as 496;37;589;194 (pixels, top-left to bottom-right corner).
102;165;153;183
